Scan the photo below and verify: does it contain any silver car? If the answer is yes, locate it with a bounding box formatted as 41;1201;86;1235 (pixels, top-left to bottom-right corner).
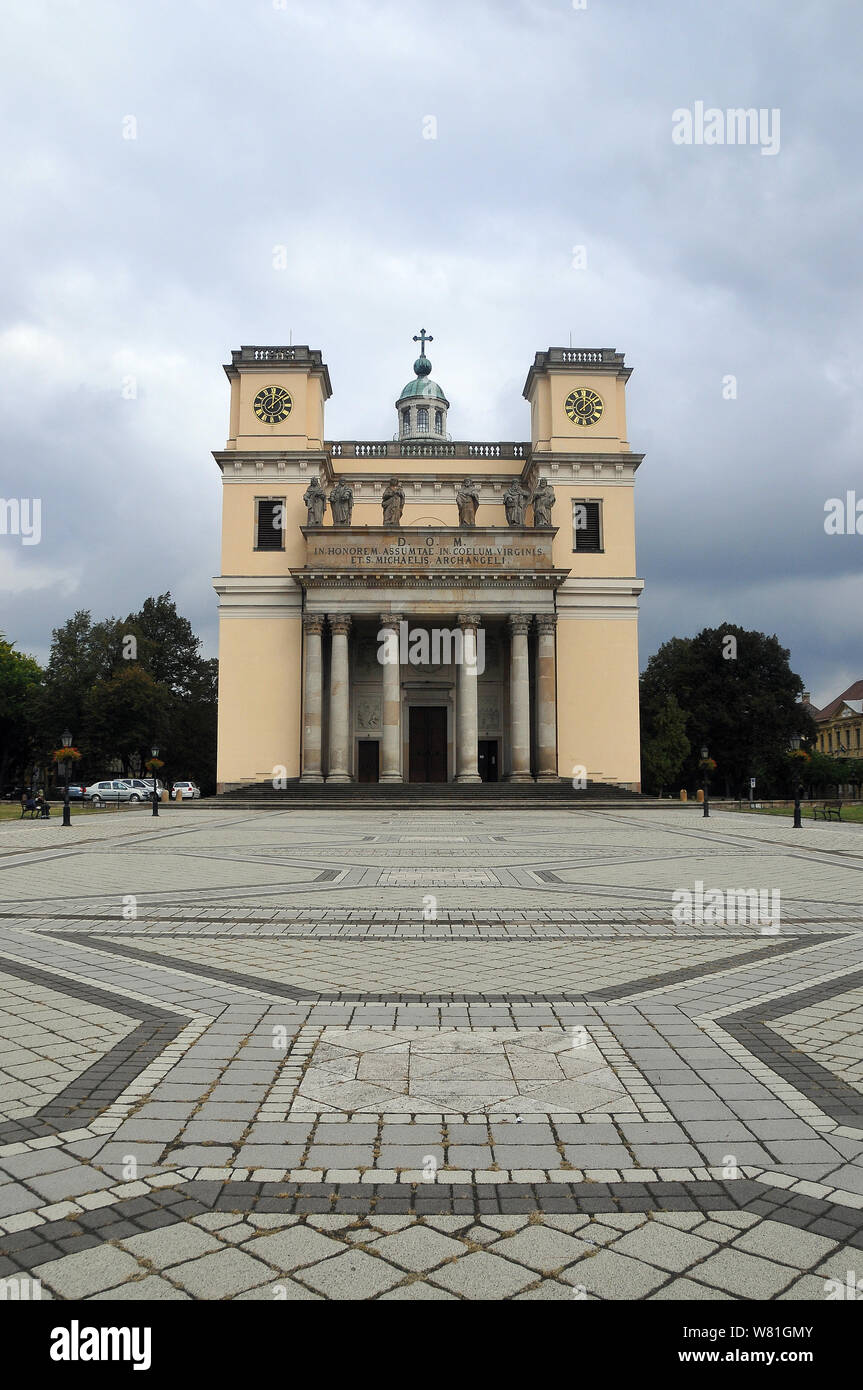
123;778;164;797
85;779;142;805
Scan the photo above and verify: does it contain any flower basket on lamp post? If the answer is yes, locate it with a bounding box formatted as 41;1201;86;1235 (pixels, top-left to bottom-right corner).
788;738;808;828
51;738;80;827
698;750;716;818
145;753;164;817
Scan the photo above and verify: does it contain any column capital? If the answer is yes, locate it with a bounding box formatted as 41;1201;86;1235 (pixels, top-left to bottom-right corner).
457;613;482;630
303;614;325;635
378;613;403;631
508;614;531;636
328;614;353;636
535;614;558;635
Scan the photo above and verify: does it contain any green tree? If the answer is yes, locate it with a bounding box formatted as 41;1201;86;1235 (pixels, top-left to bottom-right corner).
35;611;125;763
84;666;172;771
163;656;218;793
640;624;815;797
0;636;43;789
641;693;690;796
19;595;216;792
125;593;204;697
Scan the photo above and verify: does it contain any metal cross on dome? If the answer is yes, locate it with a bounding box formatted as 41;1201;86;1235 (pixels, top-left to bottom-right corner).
412;328;433;355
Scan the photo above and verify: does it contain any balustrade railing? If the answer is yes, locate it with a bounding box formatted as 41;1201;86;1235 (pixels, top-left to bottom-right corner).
325;440;529;461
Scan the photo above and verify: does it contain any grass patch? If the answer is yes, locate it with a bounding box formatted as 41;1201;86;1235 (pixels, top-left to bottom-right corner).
0;802;139;822
732;804;863;824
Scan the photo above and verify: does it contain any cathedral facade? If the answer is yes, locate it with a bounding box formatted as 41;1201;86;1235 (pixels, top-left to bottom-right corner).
213;338;644;792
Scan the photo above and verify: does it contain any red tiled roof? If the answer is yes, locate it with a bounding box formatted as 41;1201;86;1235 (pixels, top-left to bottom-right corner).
814;680;863;722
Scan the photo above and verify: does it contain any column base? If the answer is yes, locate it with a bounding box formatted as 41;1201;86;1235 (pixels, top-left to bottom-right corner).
300;772;324;784
379;773;403;784
325;773;351;784
456;773;482;784
536;771;560;782
507;771;533;783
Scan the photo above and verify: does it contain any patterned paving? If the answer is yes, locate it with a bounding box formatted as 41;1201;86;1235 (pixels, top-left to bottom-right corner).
2;804;863;1301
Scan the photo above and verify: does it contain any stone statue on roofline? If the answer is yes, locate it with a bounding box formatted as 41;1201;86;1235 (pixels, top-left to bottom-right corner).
381;477;405;525
531;477;556;528
303;476;327;527
329;478;354;526
456;477;480;527
503;479;530;527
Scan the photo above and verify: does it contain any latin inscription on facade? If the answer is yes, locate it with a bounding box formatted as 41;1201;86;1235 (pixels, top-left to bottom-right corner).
304;527;555;571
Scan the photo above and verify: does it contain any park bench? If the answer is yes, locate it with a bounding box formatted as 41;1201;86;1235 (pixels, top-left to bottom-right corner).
19;799;50;819
813;801;842;821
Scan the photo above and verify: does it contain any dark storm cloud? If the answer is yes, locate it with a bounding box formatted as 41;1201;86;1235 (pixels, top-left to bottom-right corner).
1;0;861;707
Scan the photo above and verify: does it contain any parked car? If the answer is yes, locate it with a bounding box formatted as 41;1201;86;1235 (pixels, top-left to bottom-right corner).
123;778;164;797
84;779;141;805
65;784;86;800
172;781;201;799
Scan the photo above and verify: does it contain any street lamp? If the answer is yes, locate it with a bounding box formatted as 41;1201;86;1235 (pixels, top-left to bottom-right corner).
701;745;710;819
151;745;160;818
61;728;72;828
790;733;803;829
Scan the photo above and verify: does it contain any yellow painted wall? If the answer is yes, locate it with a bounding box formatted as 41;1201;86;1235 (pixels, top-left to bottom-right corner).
215;346;644;790
220;483;639;566
216;614;302;786
557;617;641;787
528;372;629;454
220;485;306;571
550;484;636;574
227;369;326;451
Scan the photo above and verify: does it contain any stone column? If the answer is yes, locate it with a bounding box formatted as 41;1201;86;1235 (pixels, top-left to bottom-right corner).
326;614;352;783
535;614;558;781
379;613;403;783
300;614;325;783
456;613;482;784
507;615;532;782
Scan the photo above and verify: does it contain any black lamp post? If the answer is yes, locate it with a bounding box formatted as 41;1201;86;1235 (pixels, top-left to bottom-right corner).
151;745;160;817
790;733;803;829
701;745;710;818
61;728;72;827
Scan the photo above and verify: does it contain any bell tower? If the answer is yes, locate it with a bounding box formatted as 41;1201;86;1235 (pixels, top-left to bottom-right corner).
224;345;332;452
523;347;632;454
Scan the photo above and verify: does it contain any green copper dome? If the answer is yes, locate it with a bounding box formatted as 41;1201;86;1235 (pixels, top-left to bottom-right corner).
398;375;448;403
398;350;448;404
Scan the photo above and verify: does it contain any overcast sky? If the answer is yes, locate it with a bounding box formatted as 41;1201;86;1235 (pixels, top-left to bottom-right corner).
2;0;861;707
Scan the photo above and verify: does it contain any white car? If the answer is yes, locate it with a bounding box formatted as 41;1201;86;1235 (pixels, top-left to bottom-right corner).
173;781;201;799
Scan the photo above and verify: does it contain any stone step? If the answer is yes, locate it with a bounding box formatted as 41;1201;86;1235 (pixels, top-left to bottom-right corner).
217;779;645;808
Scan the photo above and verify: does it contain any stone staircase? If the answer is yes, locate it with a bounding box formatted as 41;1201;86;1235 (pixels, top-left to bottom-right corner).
216;779;646;809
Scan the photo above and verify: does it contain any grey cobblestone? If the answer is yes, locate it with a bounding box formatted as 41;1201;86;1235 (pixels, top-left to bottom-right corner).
2;806;863;1299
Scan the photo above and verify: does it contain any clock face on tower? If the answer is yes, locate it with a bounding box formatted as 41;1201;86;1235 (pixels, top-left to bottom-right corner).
253;385;293;424
564;387;604;428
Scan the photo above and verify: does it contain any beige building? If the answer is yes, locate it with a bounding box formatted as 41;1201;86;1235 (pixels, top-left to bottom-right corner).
811;683;863;756
213;338;645;793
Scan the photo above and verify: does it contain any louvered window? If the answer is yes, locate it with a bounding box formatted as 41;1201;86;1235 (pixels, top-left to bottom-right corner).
572;500;602;552
256;498;285;550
